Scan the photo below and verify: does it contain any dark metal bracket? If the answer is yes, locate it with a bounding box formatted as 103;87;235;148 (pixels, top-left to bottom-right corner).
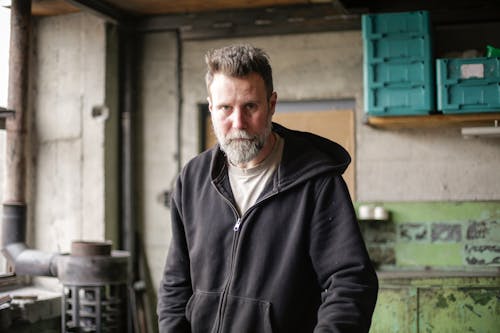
0;106;15;129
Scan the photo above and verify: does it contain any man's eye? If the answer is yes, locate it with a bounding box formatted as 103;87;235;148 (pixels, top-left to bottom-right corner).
245;103;257;111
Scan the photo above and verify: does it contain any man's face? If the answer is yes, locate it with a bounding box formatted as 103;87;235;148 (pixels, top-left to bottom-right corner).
208;72;277;167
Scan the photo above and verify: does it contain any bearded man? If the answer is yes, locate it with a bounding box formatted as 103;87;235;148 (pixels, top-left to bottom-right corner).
157;44;378;333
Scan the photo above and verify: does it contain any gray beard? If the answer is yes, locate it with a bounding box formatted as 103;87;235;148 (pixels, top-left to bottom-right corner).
215;123;272;166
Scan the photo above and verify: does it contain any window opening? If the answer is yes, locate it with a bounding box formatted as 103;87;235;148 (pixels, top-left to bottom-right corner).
0;4;11;276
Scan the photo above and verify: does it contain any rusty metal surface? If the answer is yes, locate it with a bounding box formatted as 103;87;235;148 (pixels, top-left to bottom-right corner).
57;251;129;285
70;240;112;257
419;287;500;333
370;286;418;333
1;203;26;246
370;276;500;333
62;284;127;332
5;0;31;204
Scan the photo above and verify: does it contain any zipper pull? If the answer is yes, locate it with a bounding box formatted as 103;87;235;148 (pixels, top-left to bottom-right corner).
233;218;242;232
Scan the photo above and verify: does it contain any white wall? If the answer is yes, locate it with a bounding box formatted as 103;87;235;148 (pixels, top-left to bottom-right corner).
0;7;10;273
26;18;500;294
137;31;179;291
136;30;500;293
30;13;116;289
181;33;365;163
358;127;500;201
180;32;500;202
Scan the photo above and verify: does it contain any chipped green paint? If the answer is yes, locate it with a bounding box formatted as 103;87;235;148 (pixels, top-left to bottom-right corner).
361;202;500;331
419;287;500;332
355;201;500;269
371;276;500;333
435;294;448;308
370;287;418;333
355;201;500;223
462;288;495;306
395;243;463;267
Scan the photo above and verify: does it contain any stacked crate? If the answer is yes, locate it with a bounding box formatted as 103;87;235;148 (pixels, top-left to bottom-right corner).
363;11;434;116
436;57;500;113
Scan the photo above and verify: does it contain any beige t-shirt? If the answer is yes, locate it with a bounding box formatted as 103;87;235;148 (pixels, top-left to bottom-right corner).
228;133;284;215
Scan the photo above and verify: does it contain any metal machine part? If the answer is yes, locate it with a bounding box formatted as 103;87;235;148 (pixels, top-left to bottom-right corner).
59;241;130;333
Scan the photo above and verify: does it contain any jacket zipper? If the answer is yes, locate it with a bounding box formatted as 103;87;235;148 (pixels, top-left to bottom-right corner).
213;219;241;333
211;183;241;333
233;218;242;231
212;181;278;333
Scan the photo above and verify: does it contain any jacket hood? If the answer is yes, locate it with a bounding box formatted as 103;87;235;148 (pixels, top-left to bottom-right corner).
272;122;351;190
210;122;351;192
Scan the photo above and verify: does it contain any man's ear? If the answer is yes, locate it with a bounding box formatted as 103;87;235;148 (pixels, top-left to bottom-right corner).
269;92;277;115
207;96;213;112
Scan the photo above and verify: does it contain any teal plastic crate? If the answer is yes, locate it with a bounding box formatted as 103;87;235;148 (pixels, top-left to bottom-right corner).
436;57;500;113
365;85;433;116
362;11;430;38
367;59;430;86
362;11;434;116
364;35;431;61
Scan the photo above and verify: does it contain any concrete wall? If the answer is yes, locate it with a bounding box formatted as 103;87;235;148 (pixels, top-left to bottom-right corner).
17;13;499;296
136;30;500;293
29;13;118;289
180;32;500;202
137;31;179;291
0;8;495;328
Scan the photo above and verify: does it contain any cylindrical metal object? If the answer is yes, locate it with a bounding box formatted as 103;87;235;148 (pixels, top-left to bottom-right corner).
58;251;129;286
5;0;32;204
1;203;59;276
60;241;130;333
1;203;27;246
10;245;59;276
71;240;112;257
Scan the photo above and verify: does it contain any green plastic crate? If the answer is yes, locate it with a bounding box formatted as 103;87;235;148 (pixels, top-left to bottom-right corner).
367;59;430;86
365;85;433;116
362;11;434;116
364;35;431;61
436;57;500;113
362;11;431;38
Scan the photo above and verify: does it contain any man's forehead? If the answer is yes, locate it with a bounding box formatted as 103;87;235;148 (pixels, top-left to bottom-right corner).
209;73;266;98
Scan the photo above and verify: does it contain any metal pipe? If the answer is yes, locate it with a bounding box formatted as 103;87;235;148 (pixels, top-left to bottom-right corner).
175;29;183;173
2;203;59;277
119;27;138;333
4;243;59;276
2;0;31;269
5;0;31;204
1;203;26;246
119;27;137;281
1;1;60;279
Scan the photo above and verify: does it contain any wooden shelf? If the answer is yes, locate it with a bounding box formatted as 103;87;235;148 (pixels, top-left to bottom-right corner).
364;112;500;129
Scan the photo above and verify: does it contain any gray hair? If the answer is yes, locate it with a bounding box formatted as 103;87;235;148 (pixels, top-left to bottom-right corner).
205;44;274;99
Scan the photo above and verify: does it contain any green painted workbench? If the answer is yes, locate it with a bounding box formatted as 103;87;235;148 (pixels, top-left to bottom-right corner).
355;201;500;332
371;270;500;333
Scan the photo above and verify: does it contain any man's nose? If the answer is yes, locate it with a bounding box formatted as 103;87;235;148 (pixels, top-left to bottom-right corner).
231;108;247;129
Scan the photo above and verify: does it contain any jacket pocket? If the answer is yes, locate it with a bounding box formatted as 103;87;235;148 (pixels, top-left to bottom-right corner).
221;295;273;333
185;291;221;333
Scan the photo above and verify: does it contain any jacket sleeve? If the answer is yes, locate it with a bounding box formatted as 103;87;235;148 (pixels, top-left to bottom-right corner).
157;180;193;333
310;175;378;333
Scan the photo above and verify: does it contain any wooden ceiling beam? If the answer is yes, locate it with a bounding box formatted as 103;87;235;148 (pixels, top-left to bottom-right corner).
338;0;500;25
65;0;136;24
134;4;361;40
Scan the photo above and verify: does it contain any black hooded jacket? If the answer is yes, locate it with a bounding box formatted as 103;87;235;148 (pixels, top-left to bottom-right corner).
158;123;378;333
